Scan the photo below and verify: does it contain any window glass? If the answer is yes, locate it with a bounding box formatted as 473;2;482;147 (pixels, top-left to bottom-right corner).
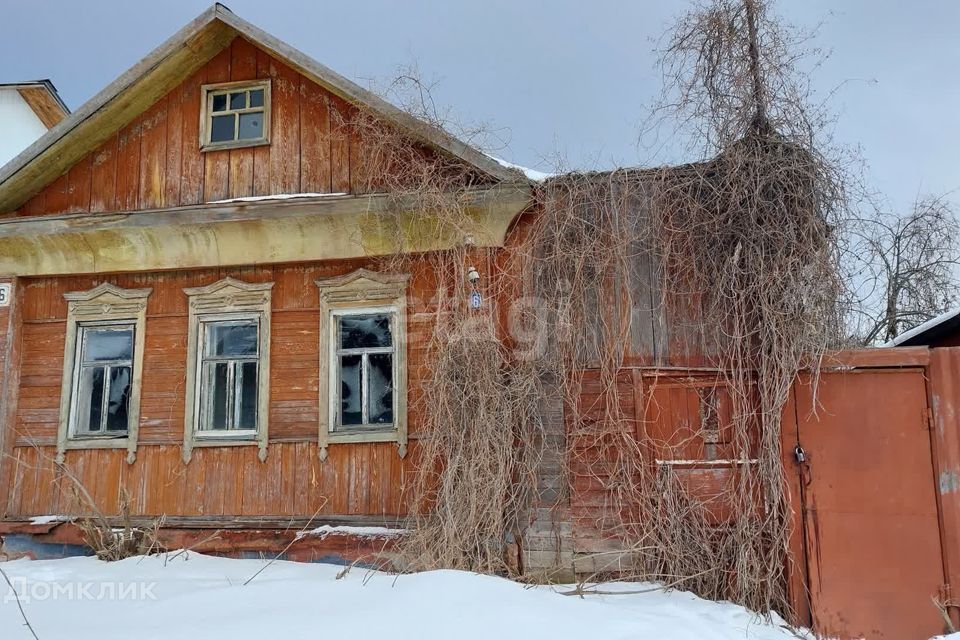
204;84;268;148
205;321;258;357
368;353;393;424
84;327;133;361
340;354;362;425
198;319;260;433
210;114;235;143
229;92;247;110
339;314;392;349
238;113;263;140
73;325;134;436
334;312;396;429
78;367;105;432
238;361;258;429
105;366;131;431
204;361;230;430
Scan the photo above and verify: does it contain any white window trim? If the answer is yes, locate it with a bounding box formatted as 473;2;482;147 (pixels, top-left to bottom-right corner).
183;278;273;463
199;79;272;152
57;283;151;465
316;269;409;462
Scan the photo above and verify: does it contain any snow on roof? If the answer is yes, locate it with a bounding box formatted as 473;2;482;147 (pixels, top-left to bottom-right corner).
295;524;409;540
209;192;348;204
487;155;555;183
28;514;72;525
885;307;960;347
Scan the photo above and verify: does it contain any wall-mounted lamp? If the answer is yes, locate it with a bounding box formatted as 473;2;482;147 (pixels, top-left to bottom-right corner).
467;266;480;286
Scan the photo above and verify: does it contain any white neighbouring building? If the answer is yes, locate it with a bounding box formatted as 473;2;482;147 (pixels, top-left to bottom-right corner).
0;80;69;168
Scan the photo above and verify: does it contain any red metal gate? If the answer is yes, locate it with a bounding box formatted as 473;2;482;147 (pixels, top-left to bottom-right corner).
790;366;947;639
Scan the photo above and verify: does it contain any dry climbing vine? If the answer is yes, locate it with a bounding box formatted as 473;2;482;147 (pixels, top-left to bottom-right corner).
343;0;848;619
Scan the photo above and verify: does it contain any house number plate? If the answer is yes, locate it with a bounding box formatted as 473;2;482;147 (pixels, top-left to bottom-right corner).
0;283;10;307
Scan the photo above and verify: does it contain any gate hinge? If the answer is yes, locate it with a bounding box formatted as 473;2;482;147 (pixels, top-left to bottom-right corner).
925;407;935;431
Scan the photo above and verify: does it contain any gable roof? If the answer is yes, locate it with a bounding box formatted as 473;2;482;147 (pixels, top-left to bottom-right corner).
0;80;70;129
0;3;523;213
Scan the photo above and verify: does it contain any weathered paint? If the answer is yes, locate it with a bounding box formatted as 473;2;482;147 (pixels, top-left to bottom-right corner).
941;469;960;495
3;259;450;520
0;187;532;276
0;522;400;566
793;368;946;640
928;348;960;630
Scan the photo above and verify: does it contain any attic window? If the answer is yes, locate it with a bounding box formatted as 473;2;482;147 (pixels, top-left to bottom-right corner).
200;80;271;151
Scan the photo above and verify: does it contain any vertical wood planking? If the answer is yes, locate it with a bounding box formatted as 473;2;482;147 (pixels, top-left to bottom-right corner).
44;172;70;214
328;94;351;193
252;47;272;196
163;85;184;208
179;65;206;206
11;43;452;218
90;136;118;213
299;79;331;193
65;156;92;213
228;38;258;199
115;117;143;211
139;98;168;210
267;57;301;194
202;47;232;203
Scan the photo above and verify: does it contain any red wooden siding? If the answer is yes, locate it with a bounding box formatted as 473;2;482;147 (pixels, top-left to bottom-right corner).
13;36;410;218
3;258;441;519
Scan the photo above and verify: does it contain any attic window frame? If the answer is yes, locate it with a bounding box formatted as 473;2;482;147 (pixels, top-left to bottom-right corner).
199;79;272;152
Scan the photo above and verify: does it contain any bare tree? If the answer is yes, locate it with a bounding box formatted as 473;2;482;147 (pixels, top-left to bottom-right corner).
844;194;960;345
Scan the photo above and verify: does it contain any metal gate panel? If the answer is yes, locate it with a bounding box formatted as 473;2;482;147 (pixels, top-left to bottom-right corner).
794;368;946;639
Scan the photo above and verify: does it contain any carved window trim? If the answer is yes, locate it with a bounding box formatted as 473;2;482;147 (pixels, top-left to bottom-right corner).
316;269;409;461
57;283;151;464
183;278;273;463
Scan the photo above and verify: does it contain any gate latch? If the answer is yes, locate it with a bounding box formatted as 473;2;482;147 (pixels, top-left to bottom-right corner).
794;444;807;464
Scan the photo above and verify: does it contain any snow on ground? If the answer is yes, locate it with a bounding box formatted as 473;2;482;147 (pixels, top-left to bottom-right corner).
0;552;810;640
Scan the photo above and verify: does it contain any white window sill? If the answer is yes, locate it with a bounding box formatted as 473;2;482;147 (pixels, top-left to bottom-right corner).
63;436;131;450
327;428;400;445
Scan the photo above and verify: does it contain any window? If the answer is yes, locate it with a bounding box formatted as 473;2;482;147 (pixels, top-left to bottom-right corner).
197;318;260;434
334;311;396;428
183;278;273;463
57;283;151;464
200;80;271;151
71;323;135;436
316;269;409;461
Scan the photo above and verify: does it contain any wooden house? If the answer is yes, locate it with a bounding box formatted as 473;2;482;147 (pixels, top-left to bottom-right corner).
0;4;535;563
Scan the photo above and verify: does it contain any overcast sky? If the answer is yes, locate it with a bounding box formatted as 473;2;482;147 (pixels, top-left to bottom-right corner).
3;0;958;211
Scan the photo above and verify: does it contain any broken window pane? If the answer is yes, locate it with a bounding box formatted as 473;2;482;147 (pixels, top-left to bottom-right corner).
368;353;393;424
340;354;362;425
206;321;258;357
339;314;392;349
84;327;133;361
212;93;227;112
79;366;105;432
210;114;235;142
105;366;131;431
